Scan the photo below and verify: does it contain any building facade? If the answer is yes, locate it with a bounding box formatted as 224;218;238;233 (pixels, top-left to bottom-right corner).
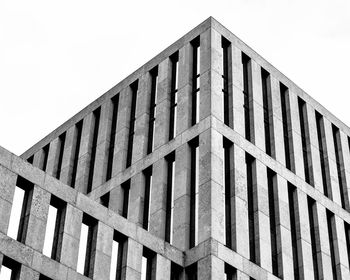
0;17;350;279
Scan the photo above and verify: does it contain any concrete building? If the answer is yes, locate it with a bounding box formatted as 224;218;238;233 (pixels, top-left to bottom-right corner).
0;17;350;279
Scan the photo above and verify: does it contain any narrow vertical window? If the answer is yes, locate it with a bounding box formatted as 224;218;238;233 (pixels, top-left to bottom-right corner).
0;256;20;280
223;137;233;248
42;143;50;172
261;68;272;156
242;53;251;141
191;37;200;125
344;222;350;270
106;94;119;181
141;248;155;280
77;214;98;278
298;97;313;186
147;67;158;154
189;137;199;248
224;263;236;280
307;197;320;279
169;52;179;140
110;231;127;280
121;180;130;218
315;111;330;197
7;176;34;243
246;153;256;263
267;168;279;276
165;152;175;243
332;124;348;209
280;83;293;171
143;166;152;230
55;132;66;180
222;37;232;127
185;263;197;280
43;195;66;261
288;183;300;280
326;210;337;279
170;263;183;280
87;107;101;193
71;120;83;188
126;81;138;168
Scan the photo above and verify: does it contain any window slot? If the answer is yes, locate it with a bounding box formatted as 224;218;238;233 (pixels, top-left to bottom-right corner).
147;67;158;154
191;36;200;125
165;152;175;243
141;247;155;280
261;68;272;156
121;180;130;218
242;53;251;141
143;166;152;230
0;256;21;280
55;132;66;180
126;81;138;168
70;120;83;188
189;137;199;248
169;52;179;140
110;231;127;280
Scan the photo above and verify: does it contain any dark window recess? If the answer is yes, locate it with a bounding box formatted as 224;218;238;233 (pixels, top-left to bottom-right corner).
81;214;98;278
267;168;279;276
55;132;66;180
307;197;320;280
113;231;127;280
27;155;34;164
326;210;337;280
298;97;313;186
186;262;198;280
142;247;156;280
191;36;200;125
106;94;119;181
143;167;152;230
121;180;130;218
39;275;53;280
344;222;350;270
242;52;251;142
42;144;50;172
147;67;158;154
49;196;66;262
100;192;110;208
332;124;348;209
224;263;237;280
288;183;300;280
189;137;199;248
246;153;256;264
169;52;179;140
170;262;183;280
280;83;293;171
165;152;175;243
1;256;21;280
126;81;138;168
70;120;83;188
223;137;233;249
16;176;34;243
315;111;330;197
222;36;232;127
87;107;101;193
261;68;272;156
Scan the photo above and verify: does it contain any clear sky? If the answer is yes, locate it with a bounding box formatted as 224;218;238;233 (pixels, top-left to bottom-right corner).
0;0;349;155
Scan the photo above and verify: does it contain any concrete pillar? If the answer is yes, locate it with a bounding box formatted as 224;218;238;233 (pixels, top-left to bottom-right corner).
231;45;245;136
154;254;171;280
176;43;192;135
0;166;16;234
132;72;152;163
294;189;314;279
19;265;40;280
24;186;50;252
252;160;272;272
269;76;285;164
33;149;45;169
288;92;305;179
274;176;294;279
60;204;83;270
323;118;342;205
339;131;350;211
198;129;225;244
93;222;113;280
197;255;225;280
250;60;265;151
200;28;223;122
232;145;249;258
109;185;123;216
124;239;142;280
75;113;94;194
112;87;132;176
172;144;191;250
0;252;3;273
149;158;167;239
128;173;146;227
59;126;76;185
45;137;60;177
153;58;171;149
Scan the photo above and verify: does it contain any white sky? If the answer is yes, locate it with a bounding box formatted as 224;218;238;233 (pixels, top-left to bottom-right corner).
0;0;350;156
